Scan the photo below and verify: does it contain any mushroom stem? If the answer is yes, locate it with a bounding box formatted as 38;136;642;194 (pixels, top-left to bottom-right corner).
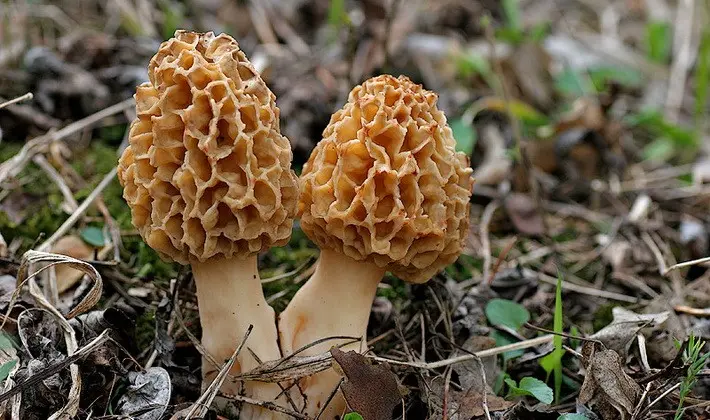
278;249;386;417
192;256;287;419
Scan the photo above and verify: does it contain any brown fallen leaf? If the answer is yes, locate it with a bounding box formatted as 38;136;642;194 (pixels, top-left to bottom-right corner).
503;193;545;236
579;342;641;420
331;347;402;420
50;235;96;293
589;307;669;358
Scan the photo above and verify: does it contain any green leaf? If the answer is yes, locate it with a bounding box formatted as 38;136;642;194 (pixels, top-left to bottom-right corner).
554;68;594;97
485;298;530;330
502;0;521;31
455;52;493;82
491;330;524;362
558;415;590;420
695;31;710;130
539;270;564;403
506;377;554;404
642;137;675;162
328;0;348;28
646;21;672;64
451;119;476;155
343;413;364;420
469;97;549;126
0;360;16;382
0;333;15;350
588;65;644;90
80;226;105;247
626;109;696;147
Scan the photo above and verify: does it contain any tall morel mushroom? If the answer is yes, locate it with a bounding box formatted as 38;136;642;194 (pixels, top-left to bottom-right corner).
117;31;298;417
279;75;474;417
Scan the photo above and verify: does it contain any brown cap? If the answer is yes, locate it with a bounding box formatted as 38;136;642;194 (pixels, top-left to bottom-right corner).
298;75;473;283
118;31;298;264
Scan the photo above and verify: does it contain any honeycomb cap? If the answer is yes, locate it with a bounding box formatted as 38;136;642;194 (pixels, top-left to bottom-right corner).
298;75;474;283
118;31;299;264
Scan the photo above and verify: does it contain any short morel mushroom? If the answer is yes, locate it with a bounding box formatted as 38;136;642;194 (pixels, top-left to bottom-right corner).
279;75;474;417
117;31;298;417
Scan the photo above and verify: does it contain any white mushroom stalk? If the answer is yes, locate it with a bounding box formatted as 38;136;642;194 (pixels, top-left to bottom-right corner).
117;30;299;419
279;75;474;418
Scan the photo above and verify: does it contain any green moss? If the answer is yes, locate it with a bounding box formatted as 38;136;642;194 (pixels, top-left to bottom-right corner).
134;308;156;351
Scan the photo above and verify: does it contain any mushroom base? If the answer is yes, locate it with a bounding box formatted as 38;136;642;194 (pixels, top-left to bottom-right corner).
192;256;288;419
278;249;386;418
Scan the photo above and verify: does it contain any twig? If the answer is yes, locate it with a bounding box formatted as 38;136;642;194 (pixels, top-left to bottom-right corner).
0;93;33;110
32;154;78;211
218;392;309;419
0;98;133;184
36;168;117;252
645;382;682;413
631;382;654;420
315;377;345;420
488;235;517;284
442;366;452;420
642;231;668;275
674;305;710;316
261;257;314;284
530;269;639;303
665;0;696;122
368;334;554;369
480;200;499;283
664;256;710;274
184;326;253;419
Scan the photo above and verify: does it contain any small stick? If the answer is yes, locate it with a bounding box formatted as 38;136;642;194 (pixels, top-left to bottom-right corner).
664;256;710;274
184;326;253;419
36;168;117;252
674;305;710;316
645;382;682;413
488;235;517;284
531;269;639;303
32;154;78;211
368;334;554;369
630;382;653;420
0;93;33;110
480;200;499;284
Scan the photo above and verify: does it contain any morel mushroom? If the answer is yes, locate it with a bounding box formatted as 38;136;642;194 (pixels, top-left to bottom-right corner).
117;31;298;417
279;75;474;417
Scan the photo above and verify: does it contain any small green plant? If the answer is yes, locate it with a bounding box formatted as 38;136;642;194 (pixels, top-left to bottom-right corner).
645;20;673;64
695;30;710;133
486;298;530;362
343;413;364;420
539;271;564;403
505;376;553;404
327;0;348;29
674;333;710;420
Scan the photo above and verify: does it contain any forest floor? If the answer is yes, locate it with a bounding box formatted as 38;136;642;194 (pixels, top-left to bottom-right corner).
0;0;709;419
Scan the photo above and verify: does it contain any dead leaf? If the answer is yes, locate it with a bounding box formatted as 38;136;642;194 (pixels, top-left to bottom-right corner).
116;367;171;420
0;191;43;225
452;336;498;391
0;232;6;258
331;347;402;420
472;124;512;186
589;307;669;357
601;240;633;273
507;42;554;110
50;235;96;293
579;342;641;420
419;369;513;420
504;193;545;235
